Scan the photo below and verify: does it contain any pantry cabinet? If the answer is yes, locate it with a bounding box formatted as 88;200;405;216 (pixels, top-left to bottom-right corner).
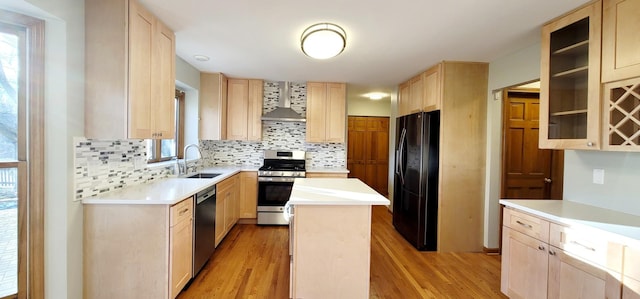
227;79;263;141
199;73;228;140
306;82;346;143
539;0;602;150
602;0;640;82
85;0;175;139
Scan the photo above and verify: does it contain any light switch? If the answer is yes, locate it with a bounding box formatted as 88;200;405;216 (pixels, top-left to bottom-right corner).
593;169;604;185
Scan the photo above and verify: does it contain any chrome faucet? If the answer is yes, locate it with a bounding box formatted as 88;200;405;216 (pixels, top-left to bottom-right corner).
179;144;203;176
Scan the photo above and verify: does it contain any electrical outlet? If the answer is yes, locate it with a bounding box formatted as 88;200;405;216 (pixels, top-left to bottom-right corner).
593;169;604;185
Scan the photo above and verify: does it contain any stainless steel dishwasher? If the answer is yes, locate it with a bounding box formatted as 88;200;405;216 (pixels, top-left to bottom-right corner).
193;185;216;276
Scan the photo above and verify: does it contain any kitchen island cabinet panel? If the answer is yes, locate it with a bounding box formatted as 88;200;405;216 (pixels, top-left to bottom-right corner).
291;205;371;299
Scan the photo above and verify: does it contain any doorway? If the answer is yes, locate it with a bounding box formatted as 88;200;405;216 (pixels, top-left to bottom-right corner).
501;87;564;200
347;116;389;196
498;84;564;253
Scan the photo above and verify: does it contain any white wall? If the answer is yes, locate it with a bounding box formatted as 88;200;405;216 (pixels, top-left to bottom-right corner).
564;150;640;215
484;43;542;249
176;56;201;147
347;97;391;116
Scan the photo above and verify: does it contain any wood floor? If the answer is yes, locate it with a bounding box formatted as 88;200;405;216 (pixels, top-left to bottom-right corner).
178;206;506;299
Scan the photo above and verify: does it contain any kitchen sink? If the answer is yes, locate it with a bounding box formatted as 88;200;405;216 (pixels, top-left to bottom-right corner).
184;173;221;179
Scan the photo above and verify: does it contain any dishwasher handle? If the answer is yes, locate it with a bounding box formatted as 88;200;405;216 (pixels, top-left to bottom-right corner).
196;186;216;204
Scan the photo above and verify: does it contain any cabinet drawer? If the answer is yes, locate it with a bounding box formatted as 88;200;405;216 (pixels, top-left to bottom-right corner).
503;208;550;242
625;245;640;282
549;223;623;272
171;197;193;226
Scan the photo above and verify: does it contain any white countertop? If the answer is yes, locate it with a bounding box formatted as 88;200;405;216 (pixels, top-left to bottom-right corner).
288;178;390;206
305;168;350;174
82;166;257;205
500;199;640;244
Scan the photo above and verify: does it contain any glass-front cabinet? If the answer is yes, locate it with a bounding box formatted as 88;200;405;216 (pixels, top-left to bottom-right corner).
539;1;602;150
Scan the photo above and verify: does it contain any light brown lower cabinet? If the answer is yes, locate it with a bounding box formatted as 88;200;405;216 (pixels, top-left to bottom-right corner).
215;174;240;246
624;245;640;299
501;207;623;299
239;171;257;219
84;197;194;299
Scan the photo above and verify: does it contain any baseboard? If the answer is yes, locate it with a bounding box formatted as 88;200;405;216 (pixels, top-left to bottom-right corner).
238;218;257;225
483;247;500;255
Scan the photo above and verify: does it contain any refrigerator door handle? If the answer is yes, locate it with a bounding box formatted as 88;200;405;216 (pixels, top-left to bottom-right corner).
397;127;407;185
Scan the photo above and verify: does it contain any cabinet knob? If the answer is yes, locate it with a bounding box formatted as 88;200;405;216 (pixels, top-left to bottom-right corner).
587;141;594;147
549;250;556;256
538;245;545;251
544;178;552;183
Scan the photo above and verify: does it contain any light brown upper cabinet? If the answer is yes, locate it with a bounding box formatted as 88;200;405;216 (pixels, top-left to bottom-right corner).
397;64;442;116
306;82;346;143
199;73;228;140
227;79;263;141
539;1;602;150
398;82;411;116
602;0;640;82
422;64;442;112
85;0;176;139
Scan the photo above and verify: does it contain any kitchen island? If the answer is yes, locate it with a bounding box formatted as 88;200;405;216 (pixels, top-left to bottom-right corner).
287;178;389;299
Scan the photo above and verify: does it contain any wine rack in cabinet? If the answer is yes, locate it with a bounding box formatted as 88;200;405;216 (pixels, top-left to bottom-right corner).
603;77;640;151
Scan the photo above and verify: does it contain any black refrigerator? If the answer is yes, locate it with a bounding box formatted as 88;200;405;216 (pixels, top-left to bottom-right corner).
393;110;440;251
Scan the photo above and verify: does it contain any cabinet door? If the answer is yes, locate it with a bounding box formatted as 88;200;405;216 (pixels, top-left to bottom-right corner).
224;186;234;232
602;0;640;82
153;19;176;139
409;74;424;114
398;82;410;116
227;79;249;140
325;83;346;143
215;192;225;246
239;172;257;219
547;245;620;299
199;73;227;140
501;227;549;299
624;245;640;298
539;1;602;150
169;216;193;299
128;0;154;139
306;82;328;142
624;276;640;299
247;80;263;141
423;64;442;111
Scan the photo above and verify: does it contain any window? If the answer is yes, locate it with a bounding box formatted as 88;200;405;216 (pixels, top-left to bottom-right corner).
146;89;185;163
0;9;44;299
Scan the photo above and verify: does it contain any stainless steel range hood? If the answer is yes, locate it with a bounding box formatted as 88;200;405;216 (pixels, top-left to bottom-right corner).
261;81;307;122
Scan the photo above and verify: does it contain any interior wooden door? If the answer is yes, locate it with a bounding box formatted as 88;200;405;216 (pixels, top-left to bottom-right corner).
501;89;563;199
347;116;389;196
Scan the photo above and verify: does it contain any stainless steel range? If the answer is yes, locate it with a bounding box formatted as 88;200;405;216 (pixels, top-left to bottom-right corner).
257;150;306;225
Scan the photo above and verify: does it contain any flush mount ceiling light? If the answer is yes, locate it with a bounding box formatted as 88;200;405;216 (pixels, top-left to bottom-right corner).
300;23;346;59
193;55;210;62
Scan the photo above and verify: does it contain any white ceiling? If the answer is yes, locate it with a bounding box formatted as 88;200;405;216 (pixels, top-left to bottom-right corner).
140;0;590;101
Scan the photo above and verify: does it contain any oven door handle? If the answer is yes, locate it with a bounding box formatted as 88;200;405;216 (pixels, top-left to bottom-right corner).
258;177;297;183
283;202;294;222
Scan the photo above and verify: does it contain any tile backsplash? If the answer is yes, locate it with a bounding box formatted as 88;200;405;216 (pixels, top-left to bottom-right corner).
73;139;174;200
74;81;346;200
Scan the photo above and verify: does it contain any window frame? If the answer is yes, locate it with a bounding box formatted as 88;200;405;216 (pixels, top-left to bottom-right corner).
0;9;44;299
